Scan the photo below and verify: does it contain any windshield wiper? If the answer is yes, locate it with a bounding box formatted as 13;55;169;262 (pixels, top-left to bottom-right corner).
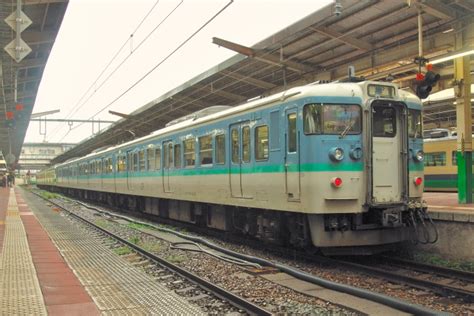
340;115;354;139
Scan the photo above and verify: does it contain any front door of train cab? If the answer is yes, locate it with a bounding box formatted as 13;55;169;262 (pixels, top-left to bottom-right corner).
371;101;407;204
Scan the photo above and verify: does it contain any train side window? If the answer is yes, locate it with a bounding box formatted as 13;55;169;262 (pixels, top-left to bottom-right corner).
133;153;139;171
215;134;225;164
174;144;181;169
231;128;239;164
108;158;113;173
97;160;100;174
424;152;446;167
451;151;474;166
118;156;126;172
155;147;161;170
270;111;280;150
199;135;213;165
242;127;250;163
288;113;297;153
139;150;145;171
255;125;269;161
184;138;195;167
147;147;155;170
372;106;396;137
303;104;322;134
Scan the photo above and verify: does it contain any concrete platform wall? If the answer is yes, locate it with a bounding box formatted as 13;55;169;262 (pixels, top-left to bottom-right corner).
415;217;474;261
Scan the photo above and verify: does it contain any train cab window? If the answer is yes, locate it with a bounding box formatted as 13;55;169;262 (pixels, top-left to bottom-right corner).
184;138;195;167
199;135;213;165
139;150;145;171
174;144;181;169
216;134;225;164
323;104;361;135
231;129;239;164
303;104;322;134
242;127;250;163
255;125;269;161
155;148;161;170
288;113;297;153
424;152;446;167
408;109;422;138
147;147;155;171
372;106;396;137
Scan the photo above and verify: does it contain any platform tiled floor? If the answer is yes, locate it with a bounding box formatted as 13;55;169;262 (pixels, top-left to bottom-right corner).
0;188;47;315
20;188;205;315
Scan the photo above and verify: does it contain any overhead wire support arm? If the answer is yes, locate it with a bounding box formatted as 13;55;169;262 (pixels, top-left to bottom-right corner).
212;37;313;73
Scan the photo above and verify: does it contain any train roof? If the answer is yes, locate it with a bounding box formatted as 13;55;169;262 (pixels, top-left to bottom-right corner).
57;80;420;168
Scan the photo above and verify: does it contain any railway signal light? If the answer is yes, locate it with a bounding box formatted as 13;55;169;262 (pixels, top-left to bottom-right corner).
415;70;440;99
4;111;15;128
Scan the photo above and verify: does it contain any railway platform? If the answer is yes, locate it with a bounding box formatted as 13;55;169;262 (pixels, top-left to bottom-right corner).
421;192;474;261
424;192;474;222
0;186;204;315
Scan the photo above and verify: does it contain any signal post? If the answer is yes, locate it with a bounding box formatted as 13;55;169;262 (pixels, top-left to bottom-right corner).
454;23;473;204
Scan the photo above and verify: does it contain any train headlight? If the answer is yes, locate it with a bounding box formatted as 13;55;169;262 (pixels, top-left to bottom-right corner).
329;147;344;162
349;147;362;160
413;150;424;162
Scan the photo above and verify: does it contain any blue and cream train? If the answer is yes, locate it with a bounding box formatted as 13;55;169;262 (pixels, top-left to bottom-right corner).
37;81;429;252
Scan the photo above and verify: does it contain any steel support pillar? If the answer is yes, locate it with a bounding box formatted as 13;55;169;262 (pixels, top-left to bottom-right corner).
454;24;473;203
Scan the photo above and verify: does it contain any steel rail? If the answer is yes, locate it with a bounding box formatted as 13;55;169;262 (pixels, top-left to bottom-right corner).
32;191;271;316
318;256;474;303
379;256;474;284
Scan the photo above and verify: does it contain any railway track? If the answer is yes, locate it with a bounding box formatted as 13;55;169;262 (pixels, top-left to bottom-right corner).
311;255;474;303
32;190;271;316
32;189;453;315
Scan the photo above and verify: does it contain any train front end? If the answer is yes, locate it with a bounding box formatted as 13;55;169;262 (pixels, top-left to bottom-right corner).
308;82;437;253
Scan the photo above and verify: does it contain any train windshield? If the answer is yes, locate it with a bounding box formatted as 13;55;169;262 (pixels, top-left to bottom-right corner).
303;104;361;135
408;109;422;138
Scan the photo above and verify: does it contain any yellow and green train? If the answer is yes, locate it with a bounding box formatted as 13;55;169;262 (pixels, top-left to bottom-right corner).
424;134;472;191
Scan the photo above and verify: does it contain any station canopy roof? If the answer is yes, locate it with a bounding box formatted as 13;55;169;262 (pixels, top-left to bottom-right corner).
0;0;68;168
46;0;474;165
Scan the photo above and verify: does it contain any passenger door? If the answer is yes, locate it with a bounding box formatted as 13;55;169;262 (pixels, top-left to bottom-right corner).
229;122;252;198
162;141;173;193
126;151;133;190
285;109;301;201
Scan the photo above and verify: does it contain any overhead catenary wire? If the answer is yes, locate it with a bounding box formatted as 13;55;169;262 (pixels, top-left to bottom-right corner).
59;0;234;141
65;0;184;122
47;0;163;142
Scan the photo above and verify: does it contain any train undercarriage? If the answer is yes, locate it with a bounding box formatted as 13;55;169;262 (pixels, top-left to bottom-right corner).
38;185;436;255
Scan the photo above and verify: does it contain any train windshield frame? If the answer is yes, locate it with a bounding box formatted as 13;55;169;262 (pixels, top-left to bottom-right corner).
303;103;362;135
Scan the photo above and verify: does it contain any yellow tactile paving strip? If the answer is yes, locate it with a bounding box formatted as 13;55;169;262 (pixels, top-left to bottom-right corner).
0;189;47;315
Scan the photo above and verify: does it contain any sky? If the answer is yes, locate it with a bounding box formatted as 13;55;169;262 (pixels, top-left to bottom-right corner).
25;0;333;144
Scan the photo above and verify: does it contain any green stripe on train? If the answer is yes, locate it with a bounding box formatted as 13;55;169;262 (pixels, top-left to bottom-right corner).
425;179;457;189
64;161;426;181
